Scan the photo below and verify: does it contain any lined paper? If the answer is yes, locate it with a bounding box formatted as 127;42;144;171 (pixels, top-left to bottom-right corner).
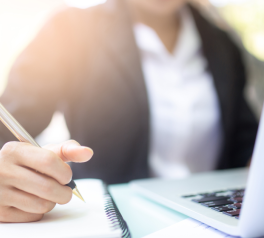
0;179;122;238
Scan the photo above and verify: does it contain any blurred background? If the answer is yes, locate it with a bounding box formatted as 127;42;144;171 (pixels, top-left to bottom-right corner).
0;0;264;145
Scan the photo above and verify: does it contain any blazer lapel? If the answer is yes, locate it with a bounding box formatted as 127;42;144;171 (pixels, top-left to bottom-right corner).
97;0;149;116
190;5;243;168
190;5;235;130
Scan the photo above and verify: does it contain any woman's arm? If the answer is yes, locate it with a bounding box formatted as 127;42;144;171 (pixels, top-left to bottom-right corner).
0;7;75;145
229;95;258;168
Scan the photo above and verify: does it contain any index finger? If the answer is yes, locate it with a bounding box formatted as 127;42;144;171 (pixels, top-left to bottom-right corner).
44;140;93;163
3;142;72;185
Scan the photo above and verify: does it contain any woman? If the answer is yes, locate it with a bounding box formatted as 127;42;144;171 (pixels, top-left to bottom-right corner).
0;0;258;221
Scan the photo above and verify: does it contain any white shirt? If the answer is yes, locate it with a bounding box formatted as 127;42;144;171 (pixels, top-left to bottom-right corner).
134;9;223;179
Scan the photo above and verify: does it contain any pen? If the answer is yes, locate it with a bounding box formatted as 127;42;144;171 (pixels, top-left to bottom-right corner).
0;103;85;202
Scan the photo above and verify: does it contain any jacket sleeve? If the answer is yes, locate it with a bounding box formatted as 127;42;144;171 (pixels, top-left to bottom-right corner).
229;93;258;168
0;8;74;146
227;36;259;168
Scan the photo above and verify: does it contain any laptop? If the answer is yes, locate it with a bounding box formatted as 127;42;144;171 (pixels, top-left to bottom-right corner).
130;107;264;238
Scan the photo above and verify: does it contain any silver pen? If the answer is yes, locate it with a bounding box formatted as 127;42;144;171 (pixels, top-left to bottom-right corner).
0;102;85;202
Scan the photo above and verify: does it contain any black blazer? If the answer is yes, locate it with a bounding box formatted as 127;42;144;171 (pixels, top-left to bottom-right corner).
0;0;258;184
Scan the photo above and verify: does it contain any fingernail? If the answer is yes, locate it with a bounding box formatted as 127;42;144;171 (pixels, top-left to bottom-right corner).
82;147;94;160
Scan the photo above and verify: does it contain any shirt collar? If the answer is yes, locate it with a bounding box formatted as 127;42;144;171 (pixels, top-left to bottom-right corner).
133;7;201;64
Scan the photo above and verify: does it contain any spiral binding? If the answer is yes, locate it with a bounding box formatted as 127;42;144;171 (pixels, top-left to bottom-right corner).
103;184;131;238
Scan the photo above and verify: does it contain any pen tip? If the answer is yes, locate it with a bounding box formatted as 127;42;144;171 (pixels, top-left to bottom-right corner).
72;187;85;202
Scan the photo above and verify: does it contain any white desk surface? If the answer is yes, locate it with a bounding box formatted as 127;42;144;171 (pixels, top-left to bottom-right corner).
109;184;188;238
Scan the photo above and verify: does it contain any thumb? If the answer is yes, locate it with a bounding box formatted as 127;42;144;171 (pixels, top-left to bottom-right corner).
44;140;94;163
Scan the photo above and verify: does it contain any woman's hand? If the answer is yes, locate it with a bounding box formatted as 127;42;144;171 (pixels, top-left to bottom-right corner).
0;140;93;223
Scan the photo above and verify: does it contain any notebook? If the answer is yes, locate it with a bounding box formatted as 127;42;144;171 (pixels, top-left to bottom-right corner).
0;179;130;238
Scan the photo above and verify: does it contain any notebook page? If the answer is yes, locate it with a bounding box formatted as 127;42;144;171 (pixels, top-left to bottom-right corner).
143;218;239;238
0;179;122;238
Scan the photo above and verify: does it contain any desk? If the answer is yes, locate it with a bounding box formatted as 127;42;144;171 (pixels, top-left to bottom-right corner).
109;184;188;238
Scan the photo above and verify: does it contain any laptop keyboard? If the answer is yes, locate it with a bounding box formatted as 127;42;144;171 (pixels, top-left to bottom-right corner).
182;189;245;219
